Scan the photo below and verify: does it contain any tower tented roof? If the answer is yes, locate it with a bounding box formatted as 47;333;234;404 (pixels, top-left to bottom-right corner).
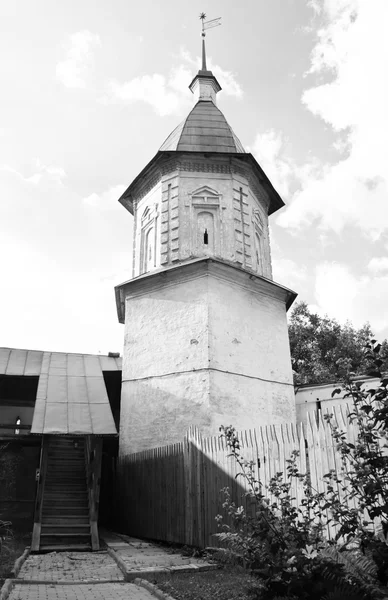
160;100;245;154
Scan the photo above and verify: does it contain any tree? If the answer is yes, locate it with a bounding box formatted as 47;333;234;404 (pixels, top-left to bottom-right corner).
288;302;388;386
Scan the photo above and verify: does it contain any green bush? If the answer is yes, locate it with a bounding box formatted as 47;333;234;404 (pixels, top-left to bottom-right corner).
215;342;388;599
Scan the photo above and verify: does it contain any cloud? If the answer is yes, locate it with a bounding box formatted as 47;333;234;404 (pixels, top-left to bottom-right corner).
0;164;131;353
83;184;126;210
272;257;307;291
250;130;321;201
102;48;243;116
367;257;388;275
313;261;388;339
103;70;192;117
250;130;294;197
56;30;101;89
179;49;243;98
277;0;388;240
0;160;66;186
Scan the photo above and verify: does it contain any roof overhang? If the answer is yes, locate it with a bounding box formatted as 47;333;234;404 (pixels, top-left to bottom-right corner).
188;71;222;94
0;348;120;436
115;257;297;324
118;151;285;216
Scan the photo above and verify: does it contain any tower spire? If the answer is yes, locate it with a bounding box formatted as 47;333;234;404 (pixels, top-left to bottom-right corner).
189;14;222;104
200;12;208;71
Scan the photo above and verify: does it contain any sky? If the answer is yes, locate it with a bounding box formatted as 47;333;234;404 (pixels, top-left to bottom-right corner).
1;0;387;355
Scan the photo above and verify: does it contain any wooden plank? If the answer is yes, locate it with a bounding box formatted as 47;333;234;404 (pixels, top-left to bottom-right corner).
31;437;49;551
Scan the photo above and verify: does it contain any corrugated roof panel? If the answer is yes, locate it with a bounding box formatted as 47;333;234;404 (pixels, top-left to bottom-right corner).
1;347;119;436
35;373;48;401
90;404;116;435
6;349;27;375
68;403;92;434
86;377;109;404
30;400;45;434
68;376;88;403
49;353;67;376
46;375;68;403
44;403;68;434
98;355;119;371
83;355;102;377
67;354;85;376
40;352;51;374
0;348;11;373
24;351;44;375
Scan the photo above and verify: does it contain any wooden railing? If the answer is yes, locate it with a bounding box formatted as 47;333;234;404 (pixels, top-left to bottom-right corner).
85;436;103;551
31;437;48;551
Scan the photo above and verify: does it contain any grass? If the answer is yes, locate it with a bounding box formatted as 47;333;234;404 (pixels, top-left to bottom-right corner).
0;534;29;588
152;566;262;600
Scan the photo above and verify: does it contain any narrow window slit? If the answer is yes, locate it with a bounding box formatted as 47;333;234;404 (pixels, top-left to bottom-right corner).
204;229;208;245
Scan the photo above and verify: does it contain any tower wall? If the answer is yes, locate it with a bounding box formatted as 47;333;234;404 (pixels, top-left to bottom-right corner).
131;155;273;280
118;260;295;455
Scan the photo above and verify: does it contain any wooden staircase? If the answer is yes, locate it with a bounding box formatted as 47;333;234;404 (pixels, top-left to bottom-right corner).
32;436;102;552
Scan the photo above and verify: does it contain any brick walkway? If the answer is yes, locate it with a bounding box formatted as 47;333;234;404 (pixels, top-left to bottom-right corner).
7;550;159;600
10;582;157;599
100;530;218;577
18;551;123;582
4;532;218;599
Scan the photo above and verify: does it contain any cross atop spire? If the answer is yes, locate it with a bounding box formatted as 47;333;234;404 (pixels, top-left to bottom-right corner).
189;14;222;104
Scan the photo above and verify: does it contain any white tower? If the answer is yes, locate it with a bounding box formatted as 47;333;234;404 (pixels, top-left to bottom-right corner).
116;33;297;455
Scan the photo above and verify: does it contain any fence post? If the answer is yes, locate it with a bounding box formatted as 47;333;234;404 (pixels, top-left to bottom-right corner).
183;436;193;546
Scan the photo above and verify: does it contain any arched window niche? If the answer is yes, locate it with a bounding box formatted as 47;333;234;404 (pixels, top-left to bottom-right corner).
139;204;159;275
197;211;215;252
253;209;264;275
190;185;221;257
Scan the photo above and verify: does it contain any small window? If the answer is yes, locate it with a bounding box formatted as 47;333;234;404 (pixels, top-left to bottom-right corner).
204;229;208;245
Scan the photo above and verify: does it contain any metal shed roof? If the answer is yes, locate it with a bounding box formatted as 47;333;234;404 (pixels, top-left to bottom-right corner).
0;348;120;436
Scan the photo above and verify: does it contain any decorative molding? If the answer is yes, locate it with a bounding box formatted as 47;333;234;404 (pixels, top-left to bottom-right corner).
161;159;232;176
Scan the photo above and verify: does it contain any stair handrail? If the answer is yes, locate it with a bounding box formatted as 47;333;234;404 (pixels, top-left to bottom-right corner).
31;436;49;551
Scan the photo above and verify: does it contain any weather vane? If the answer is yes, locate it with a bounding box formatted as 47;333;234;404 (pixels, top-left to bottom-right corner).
199;13;221;71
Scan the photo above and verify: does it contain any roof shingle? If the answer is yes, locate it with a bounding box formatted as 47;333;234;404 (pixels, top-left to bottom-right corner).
160;101;245;154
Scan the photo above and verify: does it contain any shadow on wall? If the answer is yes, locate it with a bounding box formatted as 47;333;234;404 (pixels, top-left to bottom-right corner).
101;439;249;548
0;438;41;531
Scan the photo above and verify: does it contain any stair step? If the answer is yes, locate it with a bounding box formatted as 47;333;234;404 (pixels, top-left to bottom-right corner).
43;502;89;507
44;491;87;494
40;538;91;546
39;545;92;552
40;532;90;538
44;506;89;510
44;489;88;493
45;491;87;495
44;512;89;517
44;483;87;487
42;525;90;533
42;518;90;525
37;436;93;551
47;455;85;459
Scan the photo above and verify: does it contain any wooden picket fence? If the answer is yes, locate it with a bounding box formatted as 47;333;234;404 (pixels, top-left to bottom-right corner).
113;404;383;548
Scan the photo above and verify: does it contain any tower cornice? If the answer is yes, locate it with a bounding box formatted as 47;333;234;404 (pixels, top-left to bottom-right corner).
115;257;297;324
118;151;284;216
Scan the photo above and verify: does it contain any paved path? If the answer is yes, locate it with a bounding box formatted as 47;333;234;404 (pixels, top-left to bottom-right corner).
10;582;155;600
100;530;217;578
17;551;123;582
4;531;218;599
6;548;159;600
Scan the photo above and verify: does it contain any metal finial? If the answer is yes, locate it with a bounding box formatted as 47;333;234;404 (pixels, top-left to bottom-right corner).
198;14;221;72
